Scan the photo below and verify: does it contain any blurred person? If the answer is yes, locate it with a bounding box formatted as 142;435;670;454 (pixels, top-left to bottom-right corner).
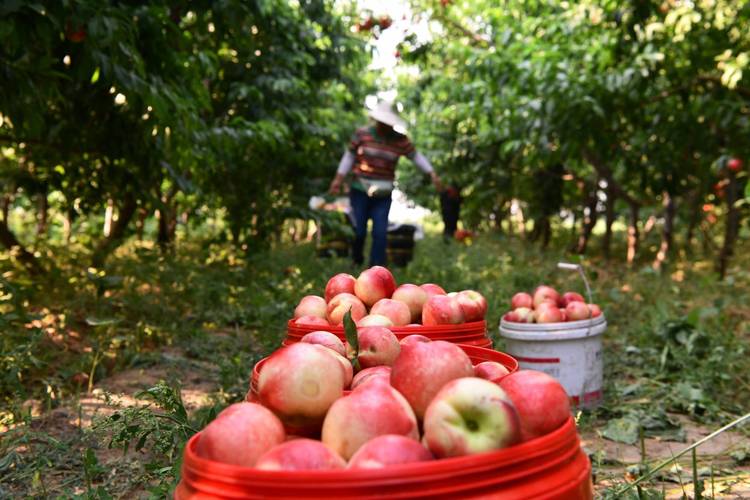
440;184;462;243
329;101;442;266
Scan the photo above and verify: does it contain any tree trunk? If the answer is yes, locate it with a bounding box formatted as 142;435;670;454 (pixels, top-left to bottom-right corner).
652;191;675;271
627;202;640;265
135;208;148;240
103;199;114;237
717;173;741;279
512;199;526;237
685;190;703;252
92;195;137;267
602;184;616;259
36;192;48;239
1;194;9;223
576;181;599;254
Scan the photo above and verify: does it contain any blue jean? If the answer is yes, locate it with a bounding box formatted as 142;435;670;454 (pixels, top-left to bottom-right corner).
350;188;392;266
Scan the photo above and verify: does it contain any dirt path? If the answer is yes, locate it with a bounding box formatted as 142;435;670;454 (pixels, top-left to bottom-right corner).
583;415;750;498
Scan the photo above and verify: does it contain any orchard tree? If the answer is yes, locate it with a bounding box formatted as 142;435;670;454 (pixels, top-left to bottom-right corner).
0;0;368;269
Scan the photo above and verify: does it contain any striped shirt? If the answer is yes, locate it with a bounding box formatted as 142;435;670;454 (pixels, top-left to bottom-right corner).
349;127;416;181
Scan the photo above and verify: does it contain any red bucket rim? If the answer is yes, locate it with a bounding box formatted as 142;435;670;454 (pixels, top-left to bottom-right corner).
251;344;519;394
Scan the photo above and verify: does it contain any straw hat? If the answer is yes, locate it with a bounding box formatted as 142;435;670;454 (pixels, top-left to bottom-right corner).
368;100;408;133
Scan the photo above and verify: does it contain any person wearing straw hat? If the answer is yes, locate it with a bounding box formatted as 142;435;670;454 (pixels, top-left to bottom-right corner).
329;100;442;266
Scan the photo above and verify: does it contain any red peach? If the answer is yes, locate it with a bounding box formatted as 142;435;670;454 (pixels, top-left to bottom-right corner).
348;434;433;469
293;295;327;320
422;295;465;326
326;293;367;325
354;266;396;307
255;439;346;471
196;403;285;467
325;273;356;302
370;298;411;326
391;284;429;323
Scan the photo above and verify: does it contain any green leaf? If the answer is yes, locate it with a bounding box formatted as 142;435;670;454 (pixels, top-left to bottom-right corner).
90;67;100;84
601;417;640;444
343;309;360;371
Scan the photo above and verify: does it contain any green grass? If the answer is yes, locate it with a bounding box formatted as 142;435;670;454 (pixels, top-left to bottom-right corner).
1;231;749;497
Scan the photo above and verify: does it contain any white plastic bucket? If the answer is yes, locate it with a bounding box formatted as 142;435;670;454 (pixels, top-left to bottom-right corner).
499;315;606;408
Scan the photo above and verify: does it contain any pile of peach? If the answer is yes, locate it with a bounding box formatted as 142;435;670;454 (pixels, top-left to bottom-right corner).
294;266;488;328
194;326;571;471
503;286;602;324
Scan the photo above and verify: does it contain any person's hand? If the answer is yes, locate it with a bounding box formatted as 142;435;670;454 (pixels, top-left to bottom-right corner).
430;172;443;192
328;175;343;195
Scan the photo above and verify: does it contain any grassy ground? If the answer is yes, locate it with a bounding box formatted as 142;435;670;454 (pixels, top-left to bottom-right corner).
1;231;749;498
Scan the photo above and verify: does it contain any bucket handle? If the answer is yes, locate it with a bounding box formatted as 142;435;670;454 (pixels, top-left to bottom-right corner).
557;262;597;337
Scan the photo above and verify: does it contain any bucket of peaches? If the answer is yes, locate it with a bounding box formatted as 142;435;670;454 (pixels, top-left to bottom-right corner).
287;266;492;348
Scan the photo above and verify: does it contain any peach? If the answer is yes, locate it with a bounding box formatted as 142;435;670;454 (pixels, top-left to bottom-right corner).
357;327;401;368
325;273;356;302
255;439;346;471
455;290;488;322
391;284;429;323
354;266;396;307
326;293;367;325
390;340;474;420
258;343;346;427
348;434;433;469
322;382;419;460
422;295;465;326
195;402;285;467
300;331;346;356
293;295;327;320
370;298;411;327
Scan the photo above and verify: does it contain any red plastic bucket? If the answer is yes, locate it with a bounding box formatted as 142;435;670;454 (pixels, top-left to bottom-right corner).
175;415;591;499
248;344;519;402
286;319;492;348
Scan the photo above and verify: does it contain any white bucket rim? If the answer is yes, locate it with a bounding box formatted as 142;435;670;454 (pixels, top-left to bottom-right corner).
499;314;606;341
